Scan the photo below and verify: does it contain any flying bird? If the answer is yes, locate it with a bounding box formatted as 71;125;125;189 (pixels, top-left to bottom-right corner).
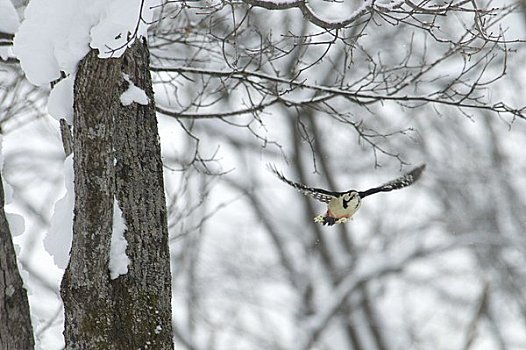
269;164;426;225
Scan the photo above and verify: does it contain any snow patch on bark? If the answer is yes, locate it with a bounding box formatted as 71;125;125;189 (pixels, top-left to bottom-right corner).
109;196;129;279
44;154;74;269
120;73;150;106
47;76;74;122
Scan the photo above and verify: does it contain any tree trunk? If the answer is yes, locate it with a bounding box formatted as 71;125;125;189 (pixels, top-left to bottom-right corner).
61;39;174;350
0;173;35;350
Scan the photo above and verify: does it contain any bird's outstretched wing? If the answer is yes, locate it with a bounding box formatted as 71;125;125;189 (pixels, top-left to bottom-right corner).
268;164;336;203
359;164;426;198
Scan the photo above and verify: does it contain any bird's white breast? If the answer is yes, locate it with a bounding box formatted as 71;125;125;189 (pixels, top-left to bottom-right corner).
328;196;361;218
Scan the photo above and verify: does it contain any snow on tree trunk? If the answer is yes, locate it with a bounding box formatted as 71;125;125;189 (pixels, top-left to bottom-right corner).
61;39;174;350
0;173;34;350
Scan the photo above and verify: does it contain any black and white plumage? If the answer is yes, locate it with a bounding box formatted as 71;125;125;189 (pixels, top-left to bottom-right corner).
269;164;426;225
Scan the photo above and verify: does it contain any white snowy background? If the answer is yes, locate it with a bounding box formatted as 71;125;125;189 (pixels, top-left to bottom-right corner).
1;0;526;349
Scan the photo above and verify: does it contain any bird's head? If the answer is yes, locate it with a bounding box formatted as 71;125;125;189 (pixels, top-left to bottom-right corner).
342;191;360;209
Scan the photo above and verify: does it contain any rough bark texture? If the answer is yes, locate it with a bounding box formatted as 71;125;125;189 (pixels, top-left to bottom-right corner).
61;39;174;350
0;174;35;350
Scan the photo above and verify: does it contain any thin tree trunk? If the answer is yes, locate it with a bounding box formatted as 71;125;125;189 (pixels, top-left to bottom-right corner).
61;39;174;349
0;173;35;350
